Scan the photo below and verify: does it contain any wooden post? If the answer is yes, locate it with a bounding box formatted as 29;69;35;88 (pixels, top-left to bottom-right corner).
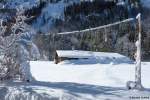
53;33;56;60
135;13;143;89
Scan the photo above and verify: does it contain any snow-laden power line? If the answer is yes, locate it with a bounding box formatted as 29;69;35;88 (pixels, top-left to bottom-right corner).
43;18;135;36
58;18;134;35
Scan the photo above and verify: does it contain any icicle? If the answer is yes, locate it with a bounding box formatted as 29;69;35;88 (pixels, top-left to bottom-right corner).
104;28;108;42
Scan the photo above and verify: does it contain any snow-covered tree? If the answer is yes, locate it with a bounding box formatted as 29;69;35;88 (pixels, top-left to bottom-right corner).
0;9;40;81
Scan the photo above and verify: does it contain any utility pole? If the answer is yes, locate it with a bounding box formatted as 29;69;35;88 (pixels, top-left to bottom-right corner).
135;13;143;90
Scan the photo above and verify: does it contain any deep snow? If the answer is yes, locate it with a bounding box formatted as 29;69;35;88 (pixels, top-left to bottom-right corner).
0;51;150;100
30;59;150;88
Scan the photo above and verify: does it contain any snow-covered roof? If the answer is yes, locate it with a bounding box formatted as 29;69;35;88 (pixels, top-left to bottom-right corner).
56;50;133;63
56;50;92;58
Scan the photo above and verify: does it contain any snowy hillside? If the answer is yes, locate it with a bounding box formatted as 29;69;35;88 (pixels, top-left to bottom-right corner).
5;0;40;9
142;0;150;8
32;1;65;33
32;0;81;33
3;0;83;33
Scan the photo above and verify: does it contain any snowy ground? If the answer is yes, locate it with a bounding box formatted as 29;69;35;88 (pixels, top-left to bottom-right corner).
0;51;150;100
30;61;150;88
1;81;150;100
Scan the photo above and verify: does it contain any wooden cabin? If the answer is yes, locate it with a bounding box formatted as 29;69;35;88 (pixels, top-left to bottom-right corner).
54;50;92;64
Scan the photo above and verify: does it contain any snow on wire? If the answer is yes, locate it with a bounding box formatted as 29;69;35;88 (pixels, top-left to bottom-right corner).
43;18;135;35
